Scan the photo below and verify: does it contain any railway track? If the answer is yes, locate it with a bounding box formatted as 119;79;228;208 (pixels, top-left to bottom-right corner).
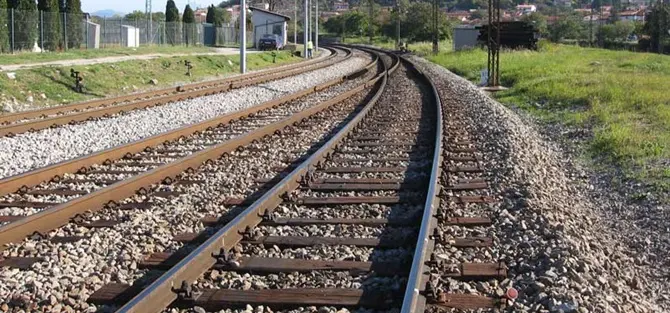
0;46;377;248
0;47;510;313
0;47;346;137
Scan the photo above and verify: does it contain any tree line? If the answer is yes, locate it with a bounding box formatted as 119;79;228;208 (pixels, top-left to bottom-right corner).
323;0;454;42
0;0;83;52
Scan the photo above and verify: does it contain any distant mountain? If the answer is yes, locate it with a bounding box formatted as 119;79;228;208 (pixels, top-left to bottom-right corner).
92;9;125;17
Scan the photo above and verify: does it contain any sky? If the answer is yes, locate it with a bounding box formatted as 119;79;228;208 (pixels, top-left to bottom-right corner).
82;0;223;14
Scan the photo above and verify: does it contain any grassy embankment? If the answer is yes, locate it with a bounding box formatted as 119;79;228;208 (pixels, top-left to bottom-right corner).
0;46;219;65
342;36;453;55
428;43;669;197
0;51;299;108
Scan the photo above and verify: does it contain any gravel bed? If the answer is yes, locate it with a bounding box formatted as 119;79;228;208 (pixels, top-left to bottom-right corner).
167;305;400;313
0;62;380;220
238;244;412;264
197;270;406;292
0;55;371;179
273;203;421;220
0;77;376;312
255;224;416;240
410;56;663;313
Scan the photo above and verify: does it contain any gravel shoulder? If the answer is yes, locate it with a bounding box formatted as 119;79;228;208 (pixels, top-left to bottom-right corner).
0;54;370;179
410;55;667;313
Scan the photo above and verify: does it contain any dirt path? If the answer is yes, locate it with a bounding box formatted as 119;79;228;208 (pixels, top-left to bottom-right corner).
0;48;260;72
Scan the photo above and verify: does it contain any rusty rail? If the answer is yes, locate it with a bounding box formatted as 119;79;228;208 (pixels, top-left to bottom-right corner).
0;47;346;137
0;47;372;199
112;48;399;313
0;49;378;250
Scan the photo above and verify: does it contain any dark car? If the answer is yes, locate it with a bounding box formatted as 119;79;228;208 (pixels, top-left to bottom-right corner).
258;34;283;50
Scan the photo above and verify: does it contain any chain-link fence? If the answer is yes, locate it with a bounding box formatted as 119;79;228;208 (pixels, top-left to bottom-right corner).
0;8;251;53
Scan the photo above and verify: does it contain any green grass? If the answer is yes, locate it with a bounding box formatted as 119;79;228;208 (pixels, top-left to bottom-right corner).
343;36;453;55
0;51;299;108
427;43;670;197
0;45;219;65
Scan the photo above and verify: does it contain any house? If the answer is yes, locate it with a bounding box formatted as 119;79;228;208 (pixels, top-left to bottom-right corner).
619;9;645;21
516;4;536;15
250;6;291;47
194;8;208;23
320;11;341;21
334;1;349;11
446;10;471;22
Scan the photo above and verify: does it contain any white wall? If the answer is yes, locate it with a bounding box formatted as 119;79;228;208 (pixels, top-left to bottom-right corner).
251;10;288;47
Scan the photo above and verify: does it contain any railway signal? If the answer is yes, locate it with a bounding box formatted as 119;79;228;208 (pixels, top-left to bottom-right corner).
184;60;193;76
70;69;83;93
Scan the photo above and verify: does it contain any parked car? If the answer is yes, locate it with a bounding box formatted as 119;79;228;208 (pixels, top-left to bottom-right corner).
258;34;283;50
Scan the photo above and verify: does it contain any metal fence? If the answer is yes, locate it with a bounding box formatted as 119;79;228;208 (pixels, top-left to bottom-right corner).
0;9;251;53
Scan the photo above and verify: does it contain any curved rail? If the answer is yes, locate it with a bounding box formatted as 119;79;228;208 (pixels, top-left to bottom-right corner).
113;49;400;313
0;47;346;137
0;47;377;250
399;55;444;313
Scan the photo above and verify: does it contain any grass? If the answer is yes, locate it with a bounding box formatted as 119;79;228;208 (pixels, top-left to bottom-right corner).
427;43;670;197
0;51;299;108
343;36;453;55
0;45;219;65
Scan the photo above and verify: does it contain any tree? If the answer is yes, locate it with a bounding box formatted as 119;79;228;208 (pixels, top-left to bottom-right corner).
403;2;451;42
166;0;181;45
643;3;670;53
125;10;146;20
182;4;195;46
206;4;216;24
37;0;62;51
0;0;9;52
63;0;83;49
9;0;38;51
218;0;240;8
521;12;548;37
548;14;585;42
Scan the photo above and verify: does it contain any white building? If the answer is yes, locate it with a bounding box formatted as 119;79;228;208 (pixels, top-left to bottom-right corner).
619;9;645;21
250;6;291;47
516;4;537;15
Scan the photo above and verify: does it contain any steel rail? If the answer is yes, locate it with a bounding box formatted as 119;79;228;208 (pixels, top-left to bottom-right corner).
113;50;400;313
0;47;371;198
0;48;349;137
399;55;444;313
0;50;379;249
0;48;339;126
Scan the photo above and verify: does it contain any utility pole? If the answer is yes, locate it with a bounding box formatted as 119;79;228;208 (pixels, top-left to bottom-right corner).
241;0;247;73
589;3;593;46
146;0;152;44
304;0;308;58
433;0;440;54
368;0;373;44
396;0;401;48
294;0;297;43
657;0;663;54
315;0;319;52
307;0;311;44
487;0;501;86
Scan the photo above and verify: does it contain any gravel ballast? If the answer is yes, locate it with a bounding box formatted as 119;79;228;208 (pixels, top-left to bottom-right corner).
410;56;664;312
0;73;377;312
0;56;370;180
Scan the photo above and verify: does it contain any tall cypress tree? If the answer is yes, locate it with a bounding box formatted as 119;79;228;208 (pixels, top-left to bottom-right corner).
0;0;8;52
37;0;61;51
182;4;195;46
206;4;215;24
9;0;38;51
165;0;180;45
62;0;82;49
